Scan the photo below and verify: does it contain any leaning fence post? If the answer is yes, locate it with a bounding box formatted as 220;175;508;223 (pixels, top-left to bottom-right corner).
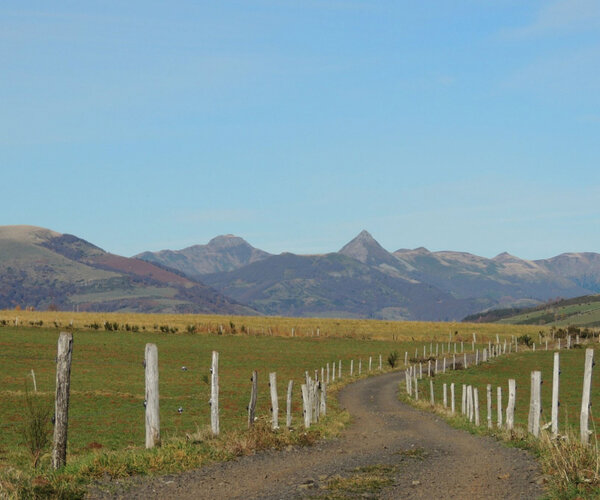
52;332;73;468
269;372;279;430
528;371;542;437
31;369;37;392
248;370;258;428
551;353;560;436
144;343;161;448
210;351;219;436
506;379;516;430
286;379;293;428
580;348;595;445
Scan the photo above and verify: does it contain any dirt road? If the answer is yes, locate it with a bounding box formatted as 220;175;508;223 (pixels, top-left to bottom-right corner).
90;371;544;499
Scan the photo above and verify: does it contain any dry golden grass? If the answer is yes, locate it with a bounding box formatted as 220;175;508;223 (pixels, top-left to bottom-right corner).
0;309;546;341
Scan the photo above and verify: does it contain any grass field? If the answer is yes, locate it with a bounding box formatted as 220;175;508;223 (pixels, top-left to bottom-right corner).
415;346;600;434
0;309;548;341
498;296;600;328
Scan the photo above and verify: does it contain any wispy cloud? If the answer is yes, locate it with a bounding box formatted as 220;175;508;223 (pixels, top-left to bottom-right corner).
502;0;600;39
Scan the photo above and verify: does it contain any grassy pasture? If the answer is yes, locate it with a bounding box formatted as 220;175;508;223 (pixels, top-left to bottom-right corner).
0;309;546;341
0;326;413;468
426;346;600;436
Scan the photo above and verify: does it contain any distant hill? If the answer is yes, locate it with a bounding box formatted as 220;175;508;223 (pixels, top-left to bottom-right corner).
0;225;254;315
466;294;600;327
136;235;271;277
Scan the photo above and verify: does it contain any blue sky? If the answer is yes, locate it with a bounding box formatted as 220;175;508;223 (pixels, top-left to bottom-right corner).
2;1;599;259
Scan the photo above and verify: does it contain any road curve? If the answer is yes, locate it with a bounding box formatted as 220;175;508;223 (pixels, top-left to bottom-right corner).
89;371;544;499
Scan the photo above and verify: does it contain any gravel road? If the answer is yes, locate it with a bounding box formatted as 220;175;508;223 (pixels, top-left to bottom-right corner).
88;371;544;499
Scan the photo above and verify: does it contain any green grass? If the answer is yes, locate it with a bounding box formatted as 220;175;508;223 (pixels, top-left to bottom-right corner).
499;296;600;327
425;347;600;435
0;326;434;497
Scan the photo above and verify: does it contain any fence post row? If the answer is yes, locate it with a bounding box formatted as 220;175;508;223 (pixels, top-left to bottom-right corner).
52;332;73;469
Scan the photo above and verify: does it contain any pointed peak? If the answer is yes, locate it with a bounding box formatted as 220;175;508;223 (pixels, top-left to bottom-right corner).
339;230;396;265
493;252;521;262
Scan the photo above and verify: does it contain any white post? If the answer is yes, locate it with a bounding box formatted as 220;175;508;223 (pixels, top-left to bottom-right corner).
551;352;560;436
369;356;372;371
338;360;341;379
379;354;382;371
430;379;435;406
144;343;160;449
443;357;446;373
326;363;330;383
350;359;354;377
450;383;455;414
31;369;37;392
443;383;448;408
286;380;293;428
210;351;219;436
506;379;516;430
321;380;327;416
464;353;467;369
359;358;362;375
405;351;408;366
486;384;492;429
497;386;503;428
453;354;456;370
528;371;542;437
269;372;279;430
461;384;466;415
248;371;258;428
474;388;480;426
580;348;595;445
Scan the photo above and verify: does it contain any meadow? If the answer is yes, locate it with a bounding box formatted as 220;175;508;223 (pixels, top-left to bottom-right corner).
0;312;594;498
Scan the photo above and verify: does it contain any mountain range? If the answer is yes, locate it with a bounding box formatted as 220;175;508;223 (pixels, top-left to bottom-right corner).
0;226;253;315
1;225;598;321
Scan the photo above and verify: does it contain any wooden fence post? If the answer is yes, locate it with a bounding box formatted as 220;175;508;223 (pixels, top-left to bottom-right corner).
443;383;447;408
338;360;341;379
210;351;219;436
269;372;279;430
506;379;516;430
450;382;455;414
379;354;382;371
52;332;73;469
485;384;492;429
286;380;293;428
248;370;258;428
580;348;594;445
528;371;542;437
474;388;480;426
320;380;327;416
144;343;161;448
461;384;466;415
430;379;434;406
359;358;362;375
497;386;503;428
301;384;311;428
369;356;372;371
551;353;559;436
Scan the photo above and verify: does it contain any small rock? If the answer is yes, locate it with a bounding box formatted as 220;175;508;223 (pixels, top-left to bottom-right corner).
411;480;421;486
498;473;510;480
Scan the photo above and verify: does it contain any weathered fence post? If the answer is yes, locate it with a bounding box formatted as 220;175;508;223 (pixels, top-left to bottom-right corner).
269;372;279;430
359;358;362;375
379;354;382;371
497;386;503;428
580;348;595;445
301;384;311;428
210;351;219;436
443;383;447;408
461;384;466;415
52;332;73;469
506;379;516;430
338;360;341;379
551;353;559;436
430;379;435;406
31;369;37;392
248;370;258;428
144;343;161;448
528;371;542;437
369;356;372;371
286;379;293;428
450;382;455;414
486;384;492;429
474;388;480;426
320;380;327;416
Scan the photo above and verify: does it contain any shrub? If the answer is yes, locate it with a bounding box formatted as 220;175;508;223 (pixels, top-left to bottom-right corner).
387;350;399;368
517;334;532;347
20;385;52;468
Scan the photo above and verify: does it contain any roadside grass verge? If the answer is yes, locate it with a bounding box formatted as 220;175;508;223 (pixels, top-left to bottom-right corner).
398;347;600;499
